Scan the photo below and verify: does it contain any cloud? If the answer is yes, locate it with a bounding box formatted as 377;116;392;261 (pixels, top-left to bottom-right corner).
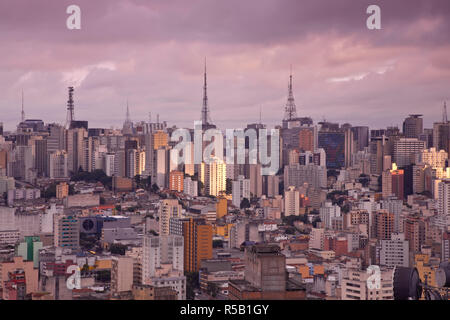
0;0;449;131
61;61;117;87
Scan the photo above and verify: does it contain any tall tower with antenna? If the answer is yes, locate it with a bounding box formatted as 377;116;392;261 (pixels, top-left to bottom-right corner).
283;67;298;121
66;86;75;128
21;90;25;123
201;59;215;130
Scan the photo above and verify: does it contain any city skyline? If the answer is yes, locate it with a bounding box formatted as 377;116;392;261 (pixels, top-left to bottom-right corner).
0;0;449;131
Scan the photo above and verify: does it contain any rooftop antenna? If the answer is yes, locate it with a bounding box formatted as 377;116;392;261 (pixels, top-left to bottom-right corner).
66;86;75;128
259;106;262;125
21;89;25;122
443;101;448;123
126;99;130;123
283;65;297;121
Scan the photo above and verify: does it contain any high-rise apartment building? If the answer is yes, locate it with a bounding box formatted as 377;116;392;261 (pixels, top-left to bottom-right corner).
48;151;68;179
53;214;79;249
142;235;184;282
111;256;134;294
159;199;182;236
284;186;300;216
378;233;409;267
341;268;393;300
200;159;226;197
404;216;425;253
232;175;250;208
169;170;184;192
421;147;447;168
372;210;395;240
183;218;212;273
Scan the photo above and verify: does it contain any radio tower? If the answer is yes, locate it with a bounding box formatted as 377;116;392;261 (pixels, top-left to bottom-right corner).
201;58;214;129
443;101;448;123
21;90;25;122
66;87;75;128
283;67;298;121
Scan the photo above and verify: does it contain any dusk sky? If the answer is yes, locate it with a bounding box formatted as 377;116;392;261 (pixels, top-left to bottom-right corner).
1;0;449;131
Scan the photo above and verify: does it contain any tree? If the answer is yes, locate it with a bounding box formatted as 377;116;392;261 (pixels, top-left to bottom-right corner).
341;203;350;213
185;272;199;300
327;169;339;178
207;282;219;298
226;178;233;195
151;183;160;193
96;270;111;282
213;240;223;248
197;180;204;195
42;183;57;199
282;215;306;226
110;243;127;255
312;216;322;228
240;198;250;210
70;169;112;190
285;226;296;235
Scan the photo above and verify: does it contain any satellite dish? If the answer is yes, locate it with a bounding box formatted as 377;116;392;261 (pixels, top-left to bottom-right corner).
393;267;422;300
436;262;450;288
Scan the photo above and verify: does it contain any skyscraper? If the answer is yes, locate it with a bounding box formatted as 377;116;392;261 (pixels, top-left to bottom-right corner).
200;158;226;197
182;217;212;273
433;110;450;153
284;186;300;216
393;138;426;167
372;210;395;240
159;199;182;236
403;114;423;138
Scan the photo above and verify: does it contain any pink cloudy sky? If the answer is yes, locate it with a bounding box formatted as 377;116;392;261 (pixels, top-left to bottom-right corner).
0;0;449;131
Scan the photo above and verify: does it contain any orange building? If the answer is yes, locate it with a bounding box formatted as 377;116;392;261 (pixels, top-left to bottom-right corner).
372;210;395;240
183;218;213;273
153;131;169;150
216;197;228;219
56;182;69;199
169;171;184;192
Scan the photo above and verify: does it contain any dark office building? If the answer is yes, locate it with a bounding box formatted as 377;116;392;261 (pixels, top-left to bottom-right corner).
318;131;345;169
35;139;48;177
351;126;369;151
403;114;423;138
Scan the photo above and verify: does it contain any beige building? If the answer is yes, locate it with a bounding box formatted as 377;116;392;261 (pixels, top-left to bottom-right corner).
158;199;182;236
341;268;393;300
56;182;69;199
284;186;300;216
111;256;134;294
201;158;226;197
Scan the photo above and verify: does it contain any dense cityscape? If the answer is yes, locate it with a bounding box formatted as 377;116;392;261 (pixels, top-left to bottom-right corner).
0;65;449;300
0;0;450;305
